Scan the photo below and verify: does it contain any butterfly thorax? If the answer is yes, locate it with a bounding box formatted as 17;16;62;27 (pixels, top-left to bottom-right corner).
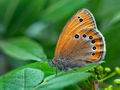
51;57;68;70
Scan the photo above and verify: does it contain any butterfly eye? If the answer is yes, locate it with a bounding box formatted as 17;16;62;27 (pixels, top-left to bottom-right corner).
93;46;96;50
83;34;86;38
74;34;80;39
89;36;93;39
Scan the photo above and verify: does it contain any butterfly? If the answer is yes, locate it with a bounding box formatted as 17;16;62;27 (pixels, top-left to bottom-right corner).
51;8;106;71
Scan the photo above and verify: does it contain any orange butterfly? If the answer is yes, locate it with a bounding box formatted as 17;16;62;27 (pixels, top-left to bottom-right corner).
51;9;106;71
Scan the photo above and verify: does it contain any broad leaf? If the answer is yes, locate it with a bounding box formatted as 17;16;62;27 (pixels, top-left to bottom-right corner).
0;37;47;61
34;63;98;90
4;0;46;36
0;68;44;90
44;62;98;82
41;0;89;22
0;62;55;80
35;72;91;90
23;62;55;77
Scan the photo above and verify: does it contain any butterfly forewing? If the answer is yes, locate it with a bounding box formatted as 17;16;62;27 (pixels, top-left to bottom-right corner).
54;9;106;70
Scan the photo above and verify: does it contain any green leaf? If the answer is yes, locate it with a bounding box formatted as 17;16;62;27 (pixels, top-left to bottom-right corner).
4;0;46;36
109;12;120;25
43;63;98;83
41;0;89;22
97;0;120;18
33;63;98;90
103;24;120;68
0;62;55;81
76;63;99;72
0;68;44;90
97;1;120;68
64;84;81;90
0;37;47;61
35;72;91;90
4;0;20;28
34;63;97;90
22;62;55;77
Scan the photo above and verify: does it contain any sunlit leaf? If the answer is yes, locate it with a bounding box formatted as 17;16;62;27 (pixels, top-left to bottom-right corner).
35;72;91;90
41;0;89;22
4;0;46;36
0;37;47;61
0;68;44;90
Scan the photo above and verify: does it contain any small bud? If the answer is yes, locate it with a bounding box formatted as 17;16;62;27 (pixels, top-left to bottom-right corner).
105;67;111;72
114;79;120;85
115;67;120;74
107;85;113;90
104;85;113;90
96;65;104;72
104;88;107;90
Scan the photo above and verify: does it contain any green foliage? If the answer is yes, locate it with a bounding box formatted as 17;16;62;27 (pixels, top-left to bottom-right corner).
42;0;88;22
36;72;90;90
0;37;46;61
0;62;97;90
0;0;120;90
0;68;44;90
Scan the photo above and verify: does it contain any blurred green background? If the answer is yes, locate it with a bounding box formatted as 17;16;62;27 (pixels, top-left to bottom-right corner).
0;0;120;86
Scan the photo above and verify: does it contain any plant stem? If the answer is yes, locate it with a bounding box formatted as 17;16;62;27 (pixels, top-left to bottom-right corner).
99;72;117;82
